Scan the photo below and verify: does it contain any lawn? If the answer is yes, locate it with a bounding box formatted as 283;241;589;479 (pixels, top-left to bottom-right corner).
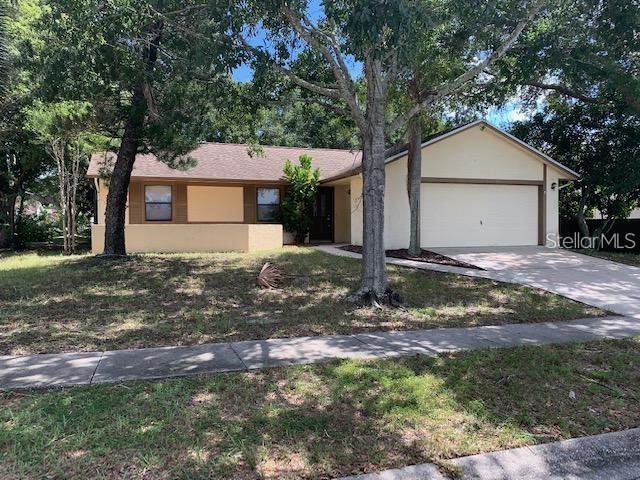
1;339;639;479
575;249;640;267
0;247;603;355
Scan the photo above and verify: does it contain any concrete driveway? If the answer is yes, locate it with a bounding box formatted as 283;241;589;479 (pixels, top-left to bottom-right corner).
431;246;640;318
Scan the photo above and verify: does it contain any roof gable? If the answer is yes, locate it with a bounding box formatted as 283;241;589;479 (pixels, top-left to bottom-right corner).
385;120;579;180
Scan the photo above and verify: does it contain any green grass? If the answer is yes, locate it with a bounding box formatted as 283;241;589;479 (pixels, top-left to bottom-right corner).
575;249;640;267
1;339;639;479
0;247;603;355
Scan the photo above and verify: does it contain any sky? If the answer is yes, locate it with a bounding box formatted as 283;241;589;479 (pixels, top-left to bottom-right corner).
487;102;531;128
231;0;325;83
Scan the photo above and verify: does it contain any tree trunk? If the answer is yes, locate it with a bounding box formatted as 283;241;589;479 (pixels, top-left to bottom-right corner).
575;185;590;240
575;210;589;239
16;194;24;233
102;21;162;256
103;85;146;255
53;144;69;254
69;149;81;254
407;114;422;256
357;59;388;299
8;194;17;249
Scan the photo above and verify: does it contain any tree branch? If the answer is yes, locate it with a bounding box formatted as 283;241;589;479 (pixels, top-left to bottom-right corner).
281;6;366;130
388;0;546;134
238;36;342;101
524;81;601;103
288;96;352;117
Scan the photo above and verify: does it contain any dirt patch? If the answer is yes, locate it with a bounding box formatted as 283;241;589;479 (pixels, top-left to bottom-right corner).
339;245;483;270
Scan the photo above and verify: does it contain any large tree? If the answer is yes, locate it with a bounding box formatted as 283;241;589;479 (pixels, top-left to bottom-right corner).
499;0;640;115
511;97;640;243
25;100;96;253
393;0;545;255
0;0;50;248
39;0;246;255
245;0;546;301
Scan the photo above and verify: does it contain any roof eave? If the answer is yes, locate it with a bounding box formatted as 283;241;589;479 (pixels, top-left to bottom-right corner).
319;169;361;184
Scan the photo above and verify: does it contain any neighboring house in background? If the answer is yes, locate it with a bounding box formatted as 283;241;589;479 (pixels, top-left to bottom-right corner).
591;208;640;220
87;120;579;254
22;198;59;219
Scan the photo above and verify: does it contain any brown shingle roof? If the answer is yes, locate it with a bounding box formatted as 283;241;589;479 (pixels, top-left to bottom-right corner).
87;143;363;182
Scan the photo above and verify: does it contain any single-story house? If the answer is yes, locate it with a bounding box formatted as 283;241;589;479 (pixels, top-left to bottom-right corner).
87;120;579;253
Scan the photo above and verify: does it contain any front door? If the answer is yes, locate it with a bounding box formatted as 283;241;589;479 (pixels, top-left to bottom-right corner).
310;187;334;242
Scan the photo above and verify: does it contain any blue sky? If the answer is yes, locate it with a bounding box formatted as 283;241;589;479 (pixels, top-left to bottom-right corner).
487;102;530;128
232;0;325;83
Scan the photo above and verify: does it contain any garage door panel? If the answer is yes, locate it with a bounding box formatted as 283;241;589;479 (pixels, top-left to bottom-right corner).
421;184;538;247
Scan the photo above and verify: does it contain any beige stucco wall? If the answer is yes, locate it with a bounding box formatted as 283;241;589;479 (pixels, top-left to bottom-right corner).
333;184;351;243
91;223;282;253
247;224;285;251
349;123;565;249
350;175;363;245
545;167;561;247
95;178;129;225
384;157;411;249
186;186;244;222
423;125;544;181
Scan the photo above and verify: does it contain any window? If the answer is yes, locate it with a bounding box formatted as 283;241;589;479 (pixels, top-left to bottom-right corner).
256;187;280;222
145;185;172;221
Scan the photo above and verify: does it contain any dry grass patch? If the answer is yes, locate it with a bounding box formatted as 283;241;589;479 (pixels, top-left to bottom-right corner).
0;248;603;355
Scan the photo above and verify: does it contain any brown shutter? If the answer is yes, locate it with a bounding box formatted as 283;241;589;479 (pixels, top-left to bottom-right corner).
128;182;144;224
174;183;188;223
243;185;256;223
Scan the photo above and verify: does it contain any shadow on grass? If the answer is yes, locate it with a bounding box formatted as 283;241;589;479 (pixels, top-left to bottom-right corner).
0;249;601;355
2;339;639;479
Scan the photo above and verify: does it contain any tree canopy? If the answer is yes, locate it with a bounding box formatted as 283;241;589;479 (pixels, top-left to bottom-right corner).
512;97;640;236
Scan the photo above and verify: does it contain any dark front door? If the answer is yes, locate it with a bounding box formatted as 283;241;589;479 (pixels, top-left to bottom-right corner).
310;187;334;242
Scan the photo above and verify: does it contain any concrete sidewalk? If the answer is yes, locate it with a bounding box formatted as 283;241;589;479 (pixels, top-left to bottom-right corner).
340;427;640;479
1;314;638;390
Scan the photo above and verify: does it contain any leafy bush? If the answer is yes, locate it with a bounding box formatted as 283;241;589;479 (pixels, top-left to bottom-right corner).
281;154;320;244
0;224;10;248
15;213;59;246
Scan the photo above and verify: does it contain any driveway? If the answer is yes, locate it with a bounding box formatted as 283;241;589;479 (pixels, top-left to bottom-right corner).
431;246;640;318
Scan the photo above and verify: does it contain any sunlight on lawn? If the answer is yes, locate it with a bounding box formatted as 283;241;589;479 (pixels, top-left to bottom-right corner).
0;248;603;355
1;339;638;479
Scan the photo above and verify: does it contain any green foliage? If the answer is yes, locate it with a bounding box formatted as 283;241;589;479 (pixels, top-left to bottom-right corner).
257;98;359;149
14;212;58;246
38;0;247;164
24;100;94;145
280;154;320;243
0;1;8;97
511;98;640;221
496;0;640;115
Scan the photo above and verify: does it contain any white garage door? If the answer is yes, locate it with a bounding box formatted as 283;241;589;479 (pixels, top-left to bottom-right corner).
421;183;539;247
